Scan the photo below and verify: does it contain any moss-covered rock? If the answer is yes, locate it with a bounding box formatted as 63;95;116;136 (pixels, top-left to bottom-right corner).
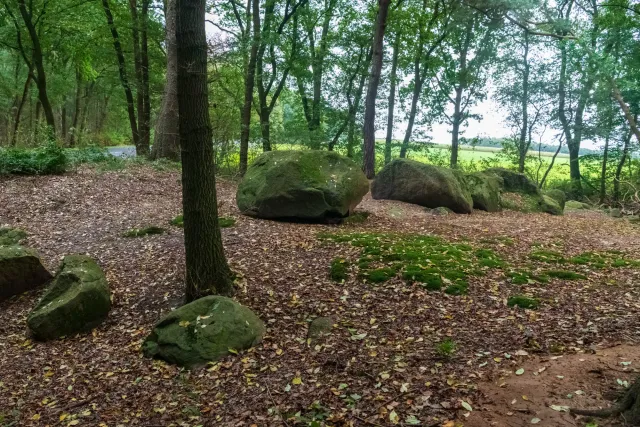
544;189;566;210
465;171;503;212
431;206;452;216
0;245;52;301
565;200;591;210
372;159;473;214
143;296;265;368
27;255;111;340
0;227;27;246
541;195;563;215
307;316;334;341
236;150;369;221
507;295;539;309
485;168;538;194
610;208;623;218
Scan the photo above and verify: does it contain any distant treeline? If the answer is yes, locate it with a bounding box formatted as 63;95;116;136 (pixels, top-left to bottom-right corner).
468;138;600;156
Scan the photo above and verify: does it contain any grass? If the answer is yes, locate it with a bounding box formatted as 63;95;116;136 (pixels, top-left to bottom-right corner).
319;232;507;293
342;211;370;225
543;270;587;280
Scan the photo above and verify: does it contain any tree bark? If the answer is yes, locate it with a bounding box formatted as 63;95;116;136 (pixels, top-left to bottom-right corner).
176;0;234;300
102;0;140;150
140;0;151;154
613;129;632;201
518;30;529;173
68;69;82;147
17;0;55;135
151;0;180;161
363;0;391;179
384;30;400;165
599;134;609;204
11;71;32;146
449;18;473;168
239;0;259;175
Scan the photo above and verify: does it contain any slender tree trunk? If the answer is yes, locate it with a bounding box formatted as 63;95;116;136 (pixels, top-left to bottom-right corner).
68;69;82;147
614;130;632;202
141;0;151;153
239;0;259;175
612;83;640;144
384;31;400;165
11;72;32;146
518;31;529;173
259;112;271;152
557;42;581;194
78;81;95;144
61;97;67;141
540;139;563;188
363;0;391;179
102;0;140;149
599;134;609;204
346;68;367;158
450;87;463;168
17;0;55;135
176;0;234;300
151;0;180;161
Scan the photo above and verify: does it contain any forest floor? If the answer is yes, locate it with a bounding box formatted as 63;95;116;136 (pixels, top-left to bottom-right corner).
1;165;640;427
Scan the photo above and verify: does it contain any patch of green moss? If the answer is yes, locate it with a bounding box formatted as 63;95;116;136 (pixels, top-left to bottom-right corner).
529;250;566;263
507;270;549;285
435;338;457;357
507;295;539;309
123;226;165;237
330;258;348;282
319;232;507;293
568;251;639;269
170;214;236;228
361;267;396;283
543;270;587;280
445;283;468;295
0;227;27;246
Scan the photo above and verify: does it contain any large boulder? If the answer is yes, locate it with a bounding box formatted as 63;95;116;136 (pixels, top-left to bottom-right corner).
371;159;473;214
143;296;265;368
465;171;503;212
236;150;369;221
27;255;111;340
544;189;566;210
541;195;563;215
0;246;52;301
485;168;538;194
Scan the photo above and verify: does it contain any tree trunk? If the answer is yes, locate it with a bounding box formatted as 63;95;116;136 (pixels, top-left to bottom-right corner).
384;30;400;165
11;71;32;146
68;69;82;147
176;0;234;300
557;42;581;194
613;130;632;202
102;0;140;149
612;82;640;144
141;0;151;153
363;0;391;179
259;112;271;152
17;0;55;136
151;0;180;161
599;134;609;204
518;30;529;173
450;87;463;168
239;0;259;175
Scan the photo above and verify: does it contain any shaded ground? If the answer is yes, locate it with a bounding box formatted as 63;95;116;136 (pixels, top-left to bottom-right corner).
1;165;640;427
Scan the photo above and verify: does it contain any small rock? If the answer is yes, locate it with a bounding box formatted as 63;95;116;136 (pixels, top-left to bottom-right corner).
0;245;52;301
610;208;623;218
308;316;334;341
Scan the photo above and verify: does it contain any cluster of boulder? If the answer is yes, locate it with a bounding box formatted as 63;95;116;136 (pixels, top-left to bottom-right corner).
235;151;568;220
1;226;265;368
0;227;111;340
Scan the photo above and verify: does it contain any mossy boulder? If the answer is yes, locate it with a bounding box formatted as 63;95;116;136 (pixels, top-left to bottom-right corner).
0;227;27;246
236;150;369;221
0;246;52;301
371;159;473;214
27;255;111;340
541;195;563;215
544;189;566;211
485;168;538;194
465;171;503;212
143;296;265;368
565;200;591;210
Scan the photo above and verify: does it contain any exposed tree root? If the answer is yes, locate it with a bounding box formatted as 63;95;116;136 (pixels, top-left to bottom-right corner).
571;378;640;424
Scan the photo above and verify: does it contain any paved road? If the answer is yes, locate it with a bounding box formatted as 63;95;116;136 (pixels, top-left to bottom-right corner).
107;146;137;158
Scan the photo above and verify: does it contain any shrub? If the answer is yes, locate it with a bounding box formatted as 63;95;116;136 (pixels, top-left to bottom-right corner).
0;142;67;175
435;338;457;357
330;258;348;282
507;295;539;309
